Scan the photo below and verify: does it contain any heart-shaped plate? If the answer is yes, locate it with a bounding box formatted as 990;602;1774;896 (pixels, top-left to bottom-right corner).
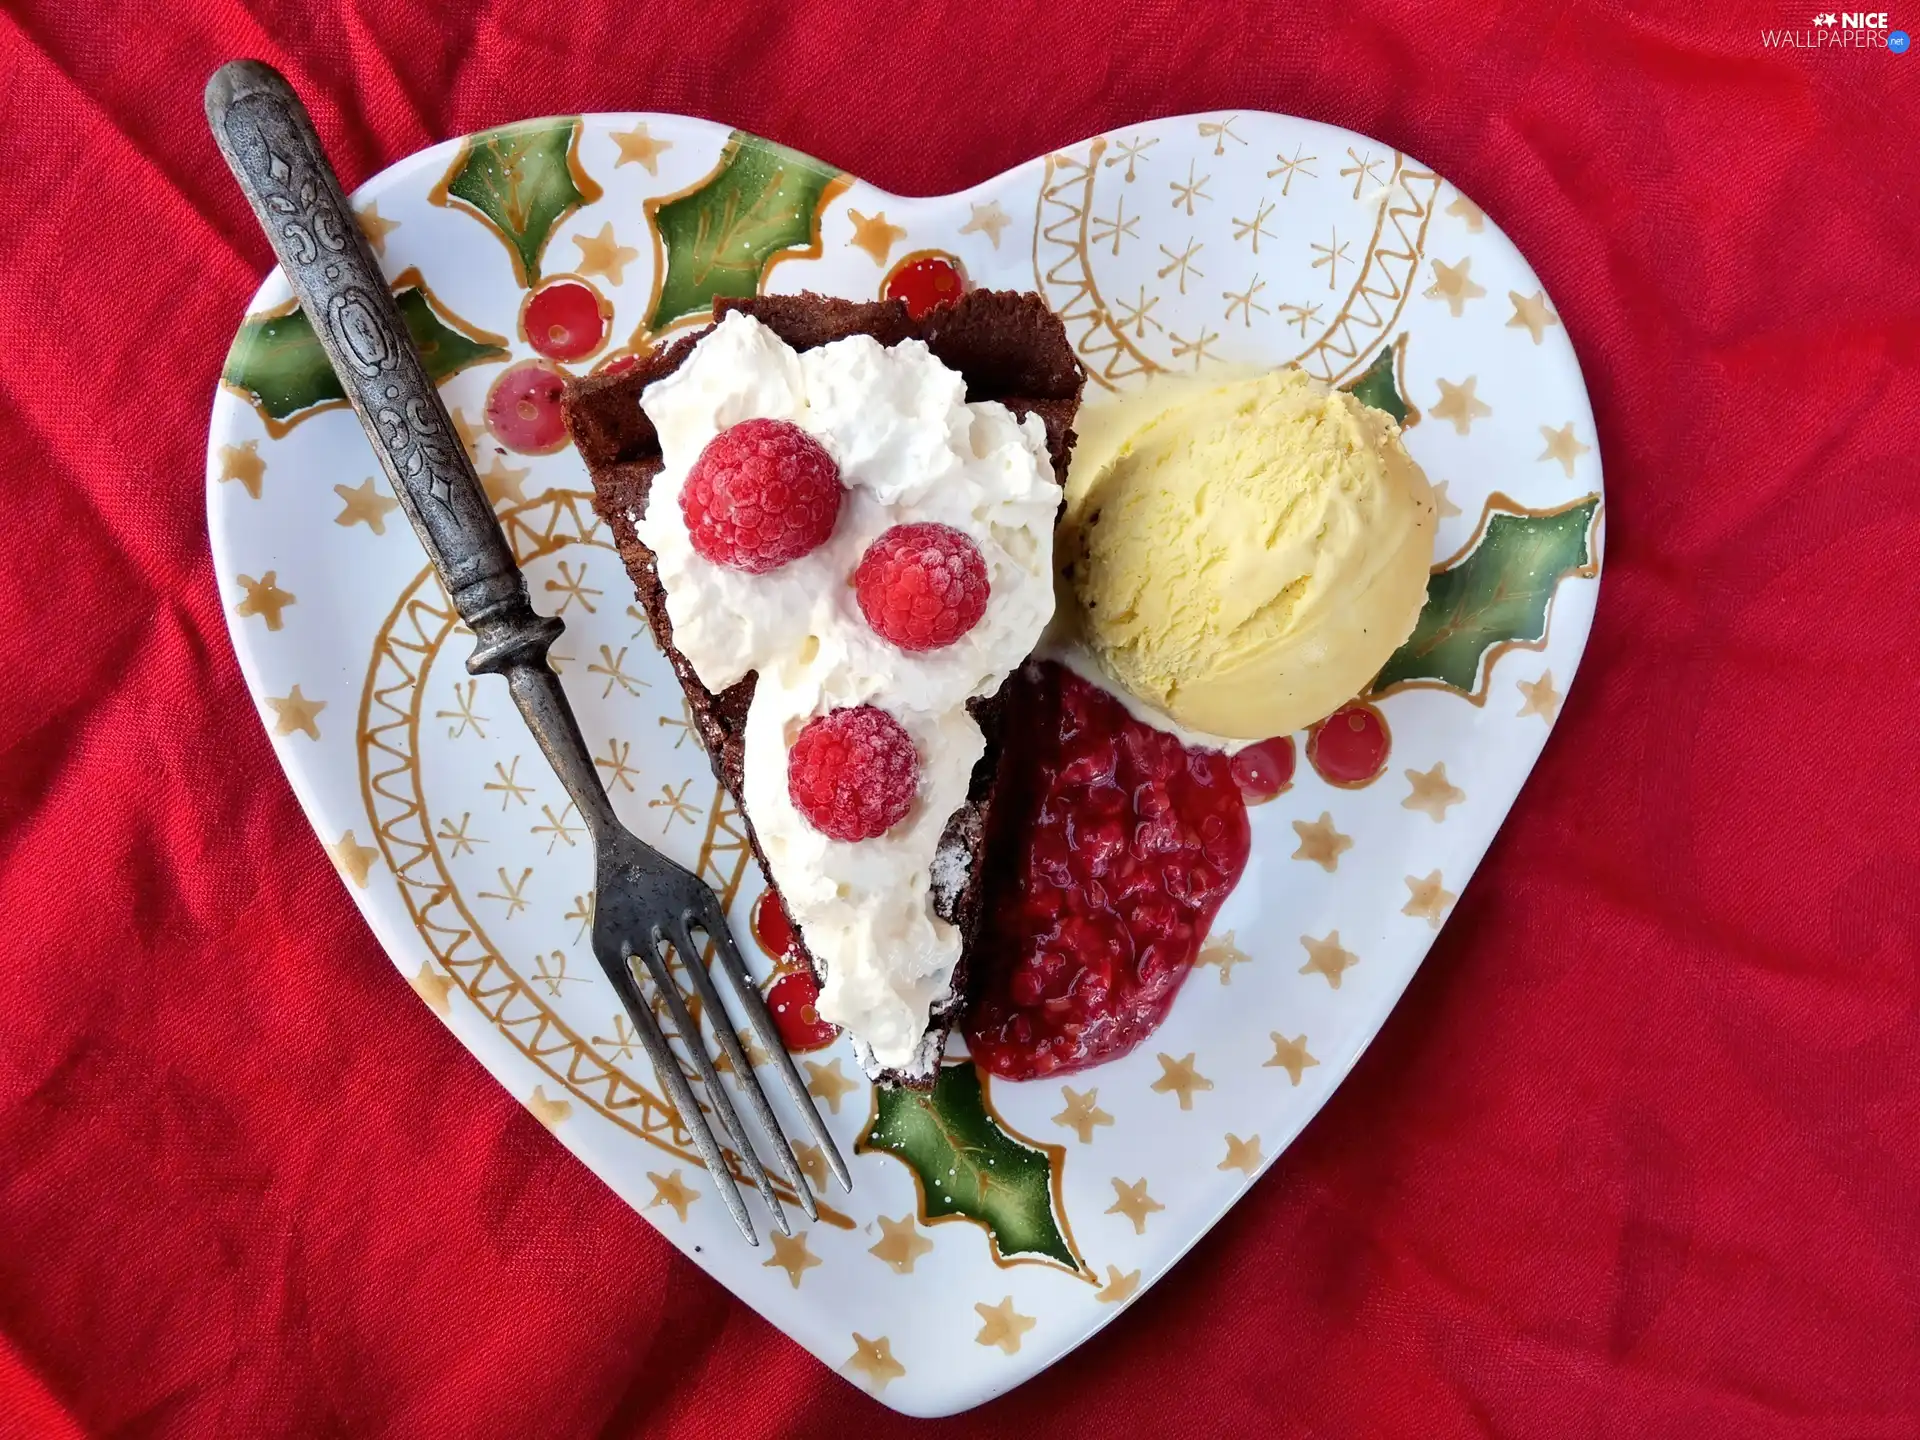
205;109;1602;1416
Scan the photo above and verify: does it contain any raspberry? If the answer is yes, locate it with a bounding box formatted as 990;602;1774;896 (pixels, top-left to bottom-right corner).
787;706;919;841
681;418;841;574
853;523;990;651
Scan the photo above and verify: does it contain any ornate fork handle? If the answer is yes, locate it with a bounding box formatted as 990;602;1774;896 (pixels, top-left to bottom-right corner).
205;60;559;680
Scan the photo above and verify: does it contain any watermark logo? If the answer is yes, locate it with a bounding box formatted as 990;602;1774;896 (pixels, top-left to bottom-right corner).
1762;9;1907;45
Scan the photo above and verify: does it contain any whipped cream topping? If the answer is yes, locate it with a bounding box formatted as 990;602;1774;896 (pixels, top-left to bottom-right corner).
636;312;1060;1071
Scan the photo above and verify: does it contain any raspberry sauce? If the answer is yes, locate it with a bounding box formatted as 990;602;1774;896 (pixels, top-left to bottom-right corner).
966;661;1252;1080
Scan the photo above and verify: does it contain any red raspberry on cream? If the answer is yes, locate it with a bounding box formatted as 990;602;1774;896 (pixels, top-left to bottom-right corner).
854;523;990;652
787;705;919;841
680;418;841;574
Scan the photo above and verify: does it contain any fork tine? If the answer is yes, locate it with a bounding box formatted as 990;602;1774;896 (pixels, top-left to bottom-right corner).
639;931;790;1236
601;941;757;1244
697;892;853;1193
674;911;818;1222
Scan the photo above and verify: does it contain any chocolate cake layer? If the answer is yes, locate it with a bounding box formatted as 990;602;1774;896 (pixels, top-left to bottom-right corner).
561;290;1083;1084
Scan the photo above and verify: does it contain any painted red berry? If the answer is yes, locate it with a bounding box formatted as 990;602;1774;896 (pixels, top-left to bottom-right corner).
522;278;609;362
884;253;967;320
485;360;569;454
681;418;842;574
787;706;918;841
854;522;990;651
1306;702;1391;787
751;888;802;965
1230;735;1296;803
765;968;839;1052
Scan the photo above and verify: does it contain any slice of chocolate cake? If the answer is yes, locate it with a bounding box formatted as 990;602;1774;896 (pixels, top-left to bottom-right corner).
563;290;1083;1086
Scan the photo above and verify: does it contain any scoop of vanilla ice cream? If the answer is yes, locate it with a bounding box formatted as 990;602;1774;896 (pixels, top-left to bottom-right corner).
1059;367;1435;739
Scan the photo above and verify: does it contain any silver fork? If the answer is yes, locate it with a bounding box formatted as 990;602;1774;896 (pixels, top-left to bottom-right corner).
205;59;850;1243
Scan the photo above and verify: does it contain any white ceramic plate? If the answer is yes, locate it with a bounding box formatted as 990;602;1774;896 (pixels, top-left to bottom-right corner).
205;109;1602;1417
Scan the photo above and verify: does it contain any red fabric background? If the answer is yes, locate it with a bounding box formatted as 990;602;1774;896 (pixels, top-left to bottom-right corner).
2;1;1917;1435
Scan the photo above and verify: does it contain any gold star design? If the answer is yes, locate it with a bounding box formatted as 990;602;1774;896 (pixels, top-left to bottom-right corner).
1198;114;1246;154
436;812;484;856
1403;762;1465;822
1053;1086;1114;1144
1231;198;1277;253
1448;193;1486;231
1299;931;1358;989
763;1229;822;1289
1291;811;1352;872
1278;300;1322;336
1339;147;1384;199
846;209;906;265
485;756;534;809
355;201;399;256
591;1014;634;1060
573;222;638;284
611;122;672;173
1089;195;1139;255
1197;931;1252;984
1156;237;1205;293
1430;376;1491;435
1403;871;1456;929
1310;227;1350;289
1168;326;1218;369
235;571;295;630
846;1334;905;1391
1431;479;1463;518
326;829;379;887
1168;159;1212;215
737;1028;772;1071
528;1085;572;1129
803;1058;858;1112
216;440;266;499
1266;144;1318;195
477;865;533;916
1095;1264;1141;1303
645;1169;699;1221
1538;422;1592;478
479;456;531;507
793;1141;833;1194
1114;284;1163;338
974;1297;1037;1355
1106;133;1159;182
960;199;1012;248
410;963;453;1015
1425;256;1486;317
1508;289;1560;344
1219;1133;1263;1176
266;684;326;740
1266;1033;1319;1086
449;406;487;460
333;477;399;534
869;1213;935;1274
1106;1177;1165;1234
1221;275;1269;326
1150;1052;1213;1110
1518;670;1563;722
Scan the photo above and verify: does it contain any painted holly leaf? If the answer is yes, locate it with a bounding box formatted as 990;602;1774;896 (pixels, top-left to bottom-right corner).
222;274;508;430
435;119;602;287
1341;343;1408;424
859;1062;1079;1269
647;132;844;331
1372;495;1600;695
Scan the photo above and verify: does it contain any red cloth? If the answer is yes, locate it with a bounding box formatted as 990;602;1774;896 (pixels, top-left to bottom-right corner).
2;2;1917;1435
